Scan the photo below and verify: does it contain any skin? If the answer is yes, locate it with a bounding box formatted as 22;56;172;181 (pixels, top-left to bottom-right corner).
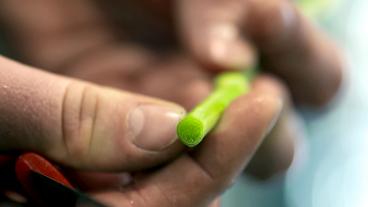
0;0;343;206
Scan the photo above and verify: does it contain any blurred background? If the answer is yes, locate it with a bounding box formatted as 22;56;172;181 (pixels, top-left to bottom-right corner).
222;0;368;206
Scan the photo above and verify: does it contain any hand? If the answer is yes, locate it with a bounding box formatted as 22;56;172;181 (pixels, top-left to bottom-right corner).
0;0;343;206
109;0;343;178
0;56;281;207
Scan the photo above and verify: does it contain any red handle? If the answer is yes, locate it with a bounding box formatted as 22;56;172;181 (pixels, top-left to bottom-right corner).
15;153;74;189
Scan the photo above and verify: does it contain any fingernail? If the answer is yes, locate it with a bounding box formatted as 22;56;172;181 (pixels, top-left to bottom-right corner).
128;104;185;151
208;26;255;70
211;39;255;70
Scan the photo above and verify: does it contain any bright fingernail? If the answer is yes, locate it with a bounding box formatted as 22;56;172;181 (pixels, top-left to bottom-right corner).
210;38;255;70
207;24;255;70
128;104;185;151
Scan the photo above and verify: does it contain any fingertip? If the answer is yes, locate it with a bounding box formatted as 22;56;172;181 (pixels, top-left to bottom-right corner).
307;43;345;107
193;90;283;185
178;0;256;72
245;111;297;180
235;92;283;133
245;75;303;180
201;37;256;71
252;74;291;103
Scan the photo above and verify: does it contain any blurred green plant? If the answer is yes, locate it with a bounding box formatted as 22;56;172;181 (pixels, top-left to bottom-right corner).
297;0;342;19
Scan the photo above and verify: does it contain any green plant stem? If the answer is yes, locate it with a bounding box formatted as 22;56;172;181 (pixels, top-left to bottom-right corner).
177;70;254;147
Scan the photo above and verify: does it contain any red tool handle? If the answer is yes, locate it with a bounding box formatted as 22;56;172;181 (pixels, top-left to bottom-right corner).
16;153;74;190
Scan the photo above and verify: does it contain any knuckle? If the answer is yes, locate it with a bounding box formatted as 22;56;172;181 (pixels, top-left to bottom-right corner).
60;81;99;165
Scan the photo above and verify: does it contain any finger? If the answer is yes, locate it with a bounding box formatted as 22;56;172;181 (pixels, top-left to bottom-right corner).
178;0;343;107
244;75;298;179
177;0;256;71
66;171;133;192
0;0;115;71
72;171;221;206
92;83;282;207
208;198;221;207
0;56;185;171
246;0;344;106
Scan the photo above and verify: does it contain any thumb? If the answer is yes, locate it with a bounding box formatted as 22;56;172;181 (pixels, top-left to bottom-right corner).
0;56;185;171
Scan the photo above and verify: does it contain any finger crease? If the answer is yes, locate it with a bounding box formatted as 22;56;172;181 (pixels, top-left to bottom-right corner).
88;92;99;156
61;82;72;155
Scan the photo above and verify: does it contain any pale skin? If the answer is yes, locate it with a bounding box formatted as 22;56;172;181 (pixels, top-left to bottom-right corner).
0;0;343;206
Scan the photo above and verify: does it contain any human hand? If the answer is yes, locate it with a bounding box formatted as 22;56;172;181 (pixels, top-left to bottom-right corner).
0;56;281;207
36;0;343;179
0;0;343;205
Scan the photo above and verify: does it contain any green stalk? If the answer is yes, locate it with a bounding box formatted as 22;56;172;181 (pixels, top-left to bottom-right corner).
177;70;254;147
